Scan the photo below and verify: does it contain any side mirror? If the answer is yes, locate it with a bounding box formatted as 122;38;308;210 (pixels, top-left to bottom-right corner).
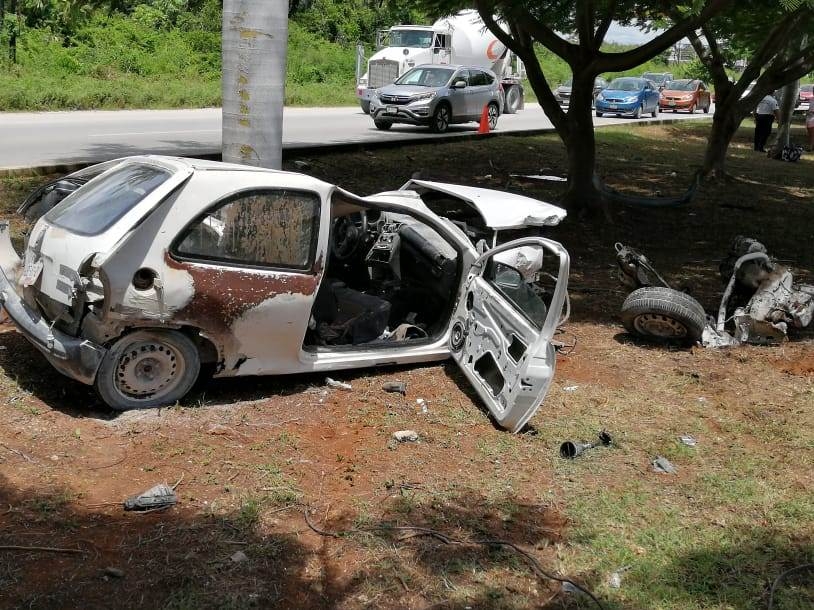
452;80;467;89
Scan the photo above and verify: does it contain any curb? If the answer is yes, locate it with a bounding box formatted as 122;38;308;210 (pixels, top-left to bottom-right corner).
0;117;703;177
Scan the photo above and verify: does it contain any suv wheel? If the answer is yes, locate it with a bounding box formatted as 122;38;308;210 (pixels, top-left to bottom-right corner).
487;102;499;130
431;103;451;133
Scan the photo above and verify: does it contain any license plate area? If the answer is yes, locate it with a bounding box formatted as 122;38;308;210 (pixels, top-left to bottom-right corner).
609;104;617;110
669;101;676;106
385;106;398;115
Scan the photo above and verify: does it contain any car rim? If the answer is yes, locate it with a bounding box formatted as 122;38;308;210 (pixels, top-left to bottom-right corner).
634;314;687;338
488;105;498;128
436;108;449;130
115;339;185;399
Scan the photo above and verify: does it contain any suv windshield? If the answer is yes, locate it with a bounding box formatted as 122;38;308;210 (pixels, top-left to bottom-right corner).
395;66;454;87
44;163;171;236
608;78;644;91
665;80;695;91
389;29;433;48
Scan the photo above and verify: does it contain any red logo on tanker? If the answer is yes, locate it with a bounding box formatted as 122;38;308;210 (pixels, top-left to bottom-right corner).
486;39;505;61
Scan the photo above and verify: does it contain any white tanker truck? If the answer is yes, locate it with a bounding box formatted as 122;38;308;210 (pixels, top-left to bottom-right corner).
355;10;525;115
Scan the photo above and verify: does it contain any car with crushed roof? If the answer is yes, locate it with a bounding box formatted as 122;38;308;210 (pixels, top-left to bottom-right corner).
0;156;570;433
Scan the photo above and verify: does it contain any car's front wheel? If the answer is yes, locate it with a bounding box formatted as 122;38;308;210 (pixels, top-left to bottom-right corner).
95;329;201;411
373;119;392;130
652;104;658;118
595;110;604;117
632;104;642;119
431;103;451;133
688;103;696;114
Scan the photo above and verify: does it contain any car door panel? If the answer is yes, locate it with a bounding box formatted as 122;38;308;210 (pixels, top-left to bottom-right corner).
449;237;570;433
97;172;330;376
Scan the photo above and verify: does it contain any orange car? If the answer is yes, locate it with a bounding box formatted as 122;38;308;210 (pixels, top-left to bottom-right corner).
659;79;712;113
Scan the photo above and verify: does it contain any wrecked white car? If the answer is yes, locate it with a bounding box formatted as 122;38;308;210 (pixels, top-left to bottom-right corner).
0;156;569;433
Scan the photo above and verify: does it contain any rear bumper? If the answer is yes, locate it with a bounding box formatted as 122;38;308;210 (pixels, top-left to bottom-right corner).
0;222;105;385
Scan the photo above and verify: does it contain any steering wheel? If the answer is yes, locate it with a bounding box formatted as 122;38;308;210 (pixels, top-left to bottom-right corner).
331;212;368;261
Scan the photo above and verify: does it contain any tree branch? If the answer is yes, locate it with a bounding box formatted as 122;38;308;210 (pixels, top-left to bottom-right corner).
595;0;732;72
576;0;595;50
492;2;576;62
593;0;618;48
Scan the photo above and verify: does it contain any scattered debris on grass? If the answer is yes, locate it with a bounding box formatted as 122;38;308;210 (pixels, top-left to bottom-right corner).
679;434;698;447
382;381;407;395
230;550;249;564
652;456;677;474
559;430;613;459
123;483;177;512
392;430;420;443
325;377;352;391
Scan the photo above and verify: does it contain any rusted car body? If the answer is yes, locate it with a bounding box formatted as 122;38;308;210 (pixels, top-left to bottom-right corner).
0;156;570;432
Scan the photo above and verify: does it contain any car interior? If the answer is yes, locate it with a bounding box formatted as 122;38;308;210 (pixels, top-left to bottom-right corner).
303;190;463;349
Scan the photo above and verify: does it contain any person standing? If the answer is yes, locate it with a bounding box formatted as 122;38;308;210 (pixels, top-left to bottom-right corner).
754;93;780;152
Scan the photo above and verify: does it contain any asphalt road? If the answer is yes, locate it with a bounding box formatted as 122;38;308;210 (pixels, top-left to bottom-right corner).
0;104;713;171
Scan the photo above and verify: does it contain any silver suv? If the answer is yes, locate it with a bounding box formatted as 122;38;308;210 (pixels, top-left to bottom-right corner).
369;64;502;133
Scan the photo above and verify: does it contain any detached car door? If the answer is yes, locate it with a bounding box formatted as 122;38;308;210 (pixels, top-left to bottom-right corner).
449;237;570;433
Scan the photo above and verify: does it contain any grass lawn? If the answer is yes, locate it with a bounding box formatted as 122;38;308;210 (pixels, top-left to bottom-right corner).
0;121;811;609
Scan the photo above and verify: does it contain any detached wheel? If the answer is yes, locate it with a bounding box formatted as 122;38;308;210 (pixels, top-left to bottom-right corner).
621;287;706;344
503;86;520;114
431;103;451;133
373;119;392;130
95;329;201;411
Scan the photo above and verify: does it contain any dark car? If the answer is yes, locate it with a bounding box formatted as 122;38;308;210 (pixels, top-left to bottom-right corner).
659;79;712;113
641;72;673;91
553;76;609;107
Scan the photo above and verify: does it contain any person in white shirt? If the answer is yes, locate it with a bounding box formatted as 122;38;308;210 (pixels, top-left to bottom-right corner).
753;93;780;152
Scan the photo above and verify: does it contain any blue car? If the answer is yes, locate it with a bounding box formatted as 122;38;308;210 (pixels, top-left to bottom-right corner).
595;77;660;119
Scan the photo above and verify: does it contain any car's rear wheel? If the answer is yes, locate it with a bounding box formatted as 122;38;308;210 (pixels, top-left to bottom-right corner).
487;102;499;130
621;287;706;344
431;103;451;133
360;100;371;115
503;86;520;114
373;119;392;130
95;329;201;411
703;102;710;114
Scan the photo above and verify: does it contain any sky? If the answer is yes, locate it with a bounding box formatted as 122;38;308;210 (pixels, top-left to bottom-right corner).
605;22;666;45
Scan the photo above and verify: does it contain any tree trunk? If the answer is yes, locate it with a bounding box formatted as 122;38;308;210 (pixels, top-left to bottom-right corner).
221;0;288;169
769;80;799;155
702;103;742;178
562;73;603;213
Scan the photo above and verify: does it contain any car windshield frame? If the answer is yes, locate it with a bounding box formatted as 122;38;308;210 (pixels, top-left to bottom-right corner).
43;162;172;237
664;80;696;91
389;28;433;49
394;66;455;88
608;78;644;92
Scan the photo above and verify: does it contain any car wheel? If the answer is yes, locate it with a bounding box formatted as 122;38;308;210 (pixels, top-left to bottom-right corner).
431;103;451;133
673;108;677;113
95;329;201;411
652;104;658;118
487;102;499;130
703;102;710;114
503;86;520;114
360;99;371;115
595;110;603;117
632;104;642;119
373;119;392;130
688;103;696;114
621;287;706;345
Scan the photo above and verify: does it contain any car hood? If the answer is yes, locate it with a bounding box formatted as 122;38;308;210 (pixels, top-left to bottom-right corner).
378;84;441;97
400;180;567;230
661;89;695;96
601;89;643;98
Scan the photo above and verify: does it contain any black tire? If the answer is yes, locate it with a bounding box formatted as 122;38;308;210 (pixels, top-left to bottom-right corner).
703;102;710;114
652;104;658;118
504;86;520;114
360;99;371;115
688;103;696;114
632;104;642;119
595;110;603;117
621;287;706;344
95;329;201;411
487;102;499;130
673;108;677;113
430;103;451;133
373;119;392;130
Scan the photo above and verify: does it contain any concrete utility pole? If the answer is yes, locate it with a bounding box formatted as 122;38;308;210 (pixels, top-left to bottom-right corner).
221;0;288;169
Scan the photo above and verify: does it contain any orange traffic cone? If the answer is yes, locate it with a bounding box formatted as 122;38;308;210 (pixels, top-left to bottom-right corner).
477;104;490;134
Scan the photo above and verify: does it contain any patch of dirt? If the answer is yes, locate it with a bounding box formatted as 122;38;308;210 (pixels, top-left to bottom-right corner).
1;121;813;609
